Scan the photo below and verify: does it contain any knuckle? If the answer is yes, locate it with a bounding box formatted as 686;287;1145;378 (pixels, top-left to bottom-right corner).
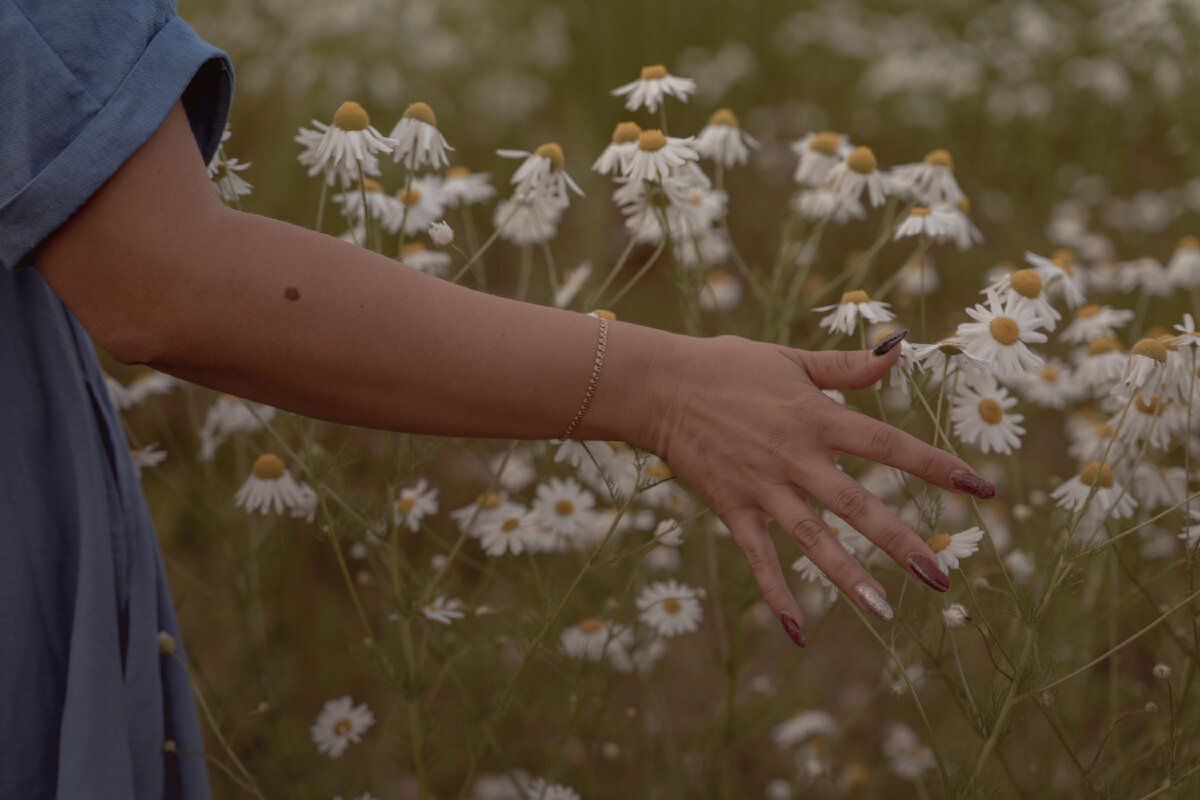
867;425;900;462
738;538;777;576
823;557;858;589
919;449;945;481
832;485;872;521
833;349;857;373
789;516;827;552
875;525;911;555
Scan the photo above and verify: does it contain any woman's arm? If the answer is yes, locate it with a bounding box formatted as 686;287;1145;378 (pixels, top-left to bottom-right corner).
39;103;993;638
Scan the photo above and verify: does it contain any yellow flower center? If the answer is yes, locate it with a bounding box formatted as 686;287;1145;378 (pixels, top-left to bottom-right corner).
252;453;285;480
956;196;971;215
910;207;931;217
332;101;370;131
1039;364;1060;382
708;108;739;127
662;597;682;614
646;462;673;480
1131;338;1168;364
402;101;437;126
579;617;605;633
501;517;521;532
841;289;870;304
977;398;1003;424
1157;334;1179;352
397;187;422;206
401;242;426;256
590;309;617;320
1076;304;1101;319
938;339;963;356
554;499;575;516
481;492;503;510
396;496;416;514
535;142;565;170
640;64;668;80
706;268;732;287
612;121;642;144
846;146;877;175
989;317;1020;345
808;131;841;156
445;165;471;179
1178;235;1200;251
1135;395;1161;415
638;129;667;152
1080;462;1114;487
605;441;628;453
357;178;383;193
926;533;952;553
1051;249;1076;275
873;329;897;345
1087;337;1122;356
333;719;353;736
924;149;954;168
1009;269;1042;299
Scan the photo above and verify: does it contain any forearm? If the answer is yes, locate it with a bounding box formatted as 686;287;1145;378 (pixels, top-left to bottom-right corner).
138;207;674;445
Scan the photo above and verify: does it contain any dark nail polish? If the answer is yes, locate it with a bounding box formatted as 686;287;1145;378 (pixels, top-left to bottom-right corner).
780;614;807;648
908;553;950;592
950;469;996;499
872;328;909;357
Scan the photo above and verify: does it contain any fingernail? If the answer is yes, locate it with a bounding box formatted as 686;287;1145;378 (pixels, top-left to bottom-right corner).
950;469;996;499
872;328;909;357
908;553;950;592
780;614;807;648
854;583;894;622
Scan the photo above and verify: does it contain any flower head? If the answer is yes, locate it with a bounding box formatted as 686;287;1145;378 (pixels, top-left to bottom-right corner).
624;129;699;183
421;596;465;625
955;289;1047;378
310;696;375;758
234;453;317;522
693;108;759;167
813;290;896;336
394;477;439;532
925;527;985;572
636;579;703;637
611;64;697;113
592;121;642;176
951;376;1025;455
389;101;453;170
441;166;496;207
301;101;396;186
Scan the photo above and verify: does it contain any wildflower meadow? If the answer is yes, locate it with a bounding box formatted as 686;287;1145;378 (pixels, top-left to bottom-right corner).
110;1;1200;797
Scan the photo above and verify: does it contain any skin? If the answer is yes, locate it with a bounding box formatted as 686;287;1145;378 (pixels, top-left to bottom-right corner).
38;102;984;639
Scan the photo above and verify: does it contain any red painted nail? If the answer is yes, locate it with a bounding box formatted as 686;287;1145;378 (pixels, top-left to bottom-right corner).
950;469;995;499
780;614;807;648
908;553;950;592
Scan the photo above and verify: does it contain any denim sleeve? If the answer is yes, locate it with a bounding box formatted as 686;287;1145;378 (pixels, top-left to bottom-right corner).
0;0;234;270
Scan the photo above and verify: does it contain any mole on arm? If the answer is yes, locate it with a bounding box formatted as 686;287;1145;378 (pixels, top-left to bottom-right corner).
284;286;300;301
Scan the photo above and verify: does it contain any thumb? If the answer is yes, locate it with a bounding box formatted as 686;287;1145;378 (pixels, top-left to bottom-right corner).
796;328;908;390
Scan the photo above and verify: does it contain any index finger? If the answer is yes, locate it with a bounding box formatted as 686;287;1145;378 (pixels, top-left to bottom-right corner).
823;409;995;499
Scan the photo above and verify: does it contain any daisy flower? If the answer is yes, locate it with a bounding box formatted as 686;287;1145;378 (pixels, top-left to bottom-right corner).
896;255;939;296
636;579;703;637
951;377;1025;455
985;268;1060;331
388;101;453;170
126;369;178;405
390;175;445;236
208;156;253;203
492;191;563;245
813;290;895;336
531;477;596;540
940;197;984;251
234;453;317;522
791;131;852;187
925;527;985;572
624;129;699;183
592;121;641;176
697;268;743;312
1060;304;1135;344
1131;463;1187;511
1025;249;1087;308
1074;337;1126;396
198;395;276;461
693;108;759;167
1004;549;1035;583
303;101;396;186
1123;394;1182;452
611;63;697;113
523;778;581;800
421;596;465;625
440;166;496;207
1167;235;1200;289
883;724;937;780
826;146;893;207
955;289;1047;378
913;338;992;386
333;178;398;227
499;143;584;206
889;148;963;207
428;220;454;247
790;187;866;224
399;242;452;277
560;617;622;661
771;709;838;749
475;501;535;556
1118;256;1173;297
1052;462;1137;520
394;477;439;533
1173;313;1200;350
1017;358;1076;409
1116;338;1169;396
892;207;954;241
310;696;375;758
554;261;592;308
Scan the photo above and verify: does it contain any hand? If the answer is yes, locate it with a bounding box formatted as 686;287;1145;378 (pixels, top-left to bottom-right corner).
641;331;994;645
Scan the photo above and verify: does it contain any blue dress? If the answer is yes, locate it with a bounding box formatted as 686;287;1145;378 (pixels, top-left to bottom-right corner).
0;2;232;796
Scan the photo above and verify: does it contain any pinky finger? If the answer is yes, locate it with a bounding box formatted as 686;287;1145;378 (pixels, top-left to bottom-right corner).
723;508;808;649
